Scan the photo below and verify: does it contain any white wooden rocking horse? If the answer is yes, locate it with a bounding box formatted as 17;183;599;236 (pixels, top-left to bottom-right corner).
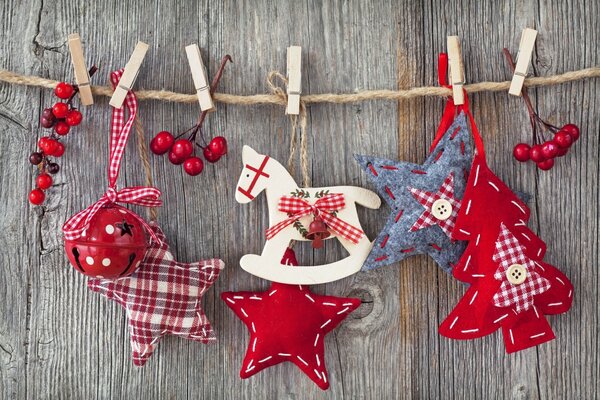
235;146;381;284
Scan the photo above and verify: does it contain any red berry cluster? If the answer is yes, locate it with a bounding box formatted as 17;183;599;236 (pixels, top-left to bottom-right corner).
150;131;228;176
29;72;96;205
513;124;580;170
150;55;232;177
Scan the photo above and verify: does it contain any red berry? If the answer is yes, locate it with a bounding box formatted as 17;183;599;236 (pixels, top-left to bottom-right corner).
537;158;554;171
183;157;204;176
65;109;83;126
53;142;65;157
29;152;43;165
36;173;53;190
541;141;559;159
513;143;530;162
38;137;58;155
29;188;45;205
203;146;221;163
52;102;69;119
168;151;185;165
562;124;580;141
54;121;70;135
150;131;175;155
208;136;228;156
54;82;75;99
553;131;573;148
171;139;194;159
529;145;545;163
556;146;569;157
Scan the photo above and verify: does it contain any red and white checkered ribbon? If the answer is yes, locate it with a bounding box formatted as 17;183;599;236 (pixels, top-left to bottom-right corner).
62;69;162;242
492;223;551;313
265;193;364;244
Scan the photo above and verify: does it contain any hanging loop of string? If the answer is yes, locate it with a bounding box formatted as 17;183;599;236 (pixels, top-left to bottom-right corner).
266;71;311;187
134;115;159;222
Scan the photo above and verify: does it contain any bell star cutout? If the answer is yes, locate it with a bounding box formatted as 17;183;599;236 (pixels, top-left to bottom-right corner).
354;112;472;274
439;155;573;353
88;223;224;366
222;280;360;390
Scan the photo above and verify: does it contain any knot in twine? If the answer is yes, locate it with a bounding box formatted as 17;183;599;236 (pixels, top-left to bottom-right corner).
266;71;311;187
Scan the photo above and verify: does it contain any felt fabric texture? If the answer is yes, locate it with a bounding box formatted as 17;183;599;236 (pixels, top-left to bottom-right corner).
439;155;573;353
88;223;224;366
222;283;360;390
355;112;472;274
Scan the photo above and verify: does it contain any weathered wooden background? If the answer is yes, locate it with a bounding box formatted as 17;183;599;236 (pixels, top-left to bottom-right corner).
0;0;598;398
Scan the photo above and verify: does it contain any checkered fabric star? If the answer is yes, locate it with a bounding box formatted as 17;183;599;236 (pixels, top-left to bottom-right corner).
409;172;460;237
492;223;551;313
88;223;224;366
355;112;472;274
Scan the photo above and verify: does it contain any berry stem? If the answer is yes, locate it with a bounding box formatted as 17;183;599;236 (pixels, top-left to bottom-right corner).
503;48;555;144
194;55;233;131
174;55;232;145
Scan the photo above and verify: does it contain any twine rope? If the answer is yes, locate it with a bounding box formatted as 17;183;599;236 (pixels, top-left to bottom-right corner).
5;65;599;223
0;66;598;106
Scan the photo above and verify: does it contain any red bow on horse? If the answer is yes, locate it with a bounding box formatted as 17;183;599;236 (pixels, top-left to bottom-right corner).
266;193;364;244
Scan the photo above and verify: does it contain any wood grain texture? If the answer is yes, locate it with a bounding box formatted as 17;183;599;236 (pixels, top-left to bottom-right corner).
0;0;598;398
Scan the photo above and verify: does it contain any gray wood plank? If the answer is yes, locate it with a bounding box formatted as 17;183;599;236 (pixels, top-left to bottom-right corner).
0;0;598;398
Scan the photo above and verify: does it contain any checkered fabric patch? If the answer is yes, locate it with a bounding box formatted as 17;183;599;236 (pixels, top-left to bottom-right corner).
88;223;224;366
409;172;461;237
491;223;551;312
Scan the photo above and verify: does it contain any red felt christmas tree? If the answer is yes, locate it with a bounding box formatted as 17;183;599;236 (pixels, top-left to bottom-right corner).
439;153;573;352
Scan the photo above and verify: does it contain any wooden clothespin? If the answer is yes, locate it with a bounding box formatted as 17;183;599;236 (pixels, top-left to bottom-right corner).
109;41;149;108
447;36;465;105
285;46;302;115
185;44;215;112
67;33;94;106
508;28;538;96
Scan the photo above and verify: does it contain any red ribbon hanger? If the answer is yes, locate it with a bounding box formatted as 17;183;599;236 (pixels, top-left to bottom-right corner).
63;69;162;242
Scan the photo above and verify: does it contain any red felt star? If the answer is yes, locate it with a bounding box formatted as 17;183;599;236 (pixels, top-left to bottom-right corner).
88;223;224;366
222;283;360;390
409;172;461;237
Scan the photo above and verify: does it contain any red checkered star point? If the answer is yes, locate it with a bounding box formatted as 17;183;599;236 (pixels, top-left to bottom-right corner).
491;223;551;313
409;172;460;237
88;223;224;366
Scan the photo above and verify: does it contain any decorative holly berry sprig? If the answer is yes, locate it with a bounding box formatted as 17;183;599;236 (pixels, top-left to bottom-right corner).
150;55;232;176
503;49;580;171
29;67;98;205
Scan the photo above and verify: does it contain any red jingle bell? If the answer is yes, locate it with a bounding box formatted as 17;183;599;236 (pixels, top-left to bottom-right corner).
305;216;331;249
64;206;148;278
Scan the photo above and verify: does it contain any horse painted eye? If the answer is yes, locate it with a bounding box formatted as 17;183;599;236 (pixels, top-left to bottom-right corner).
246;174;250;178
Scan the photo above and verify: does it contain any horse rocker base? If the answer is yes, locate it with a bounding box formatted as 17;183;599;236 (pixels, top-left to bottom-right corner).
235;146;381;284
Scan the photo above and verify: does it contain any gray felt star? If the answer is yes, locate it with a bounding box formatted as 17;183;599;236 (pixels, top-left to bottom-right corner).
355;112;472;274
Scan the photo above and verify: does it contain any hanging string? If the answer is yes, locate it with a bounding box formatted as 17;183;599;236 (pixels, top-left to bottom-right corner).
134;115;159;222
1;66;598;106
266;72;311;187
